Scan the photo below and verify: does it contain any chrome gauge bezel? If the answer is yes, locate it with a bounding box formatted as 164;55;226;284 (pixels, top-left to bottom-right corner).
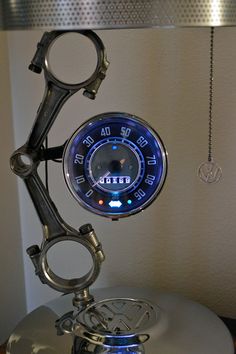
63;112;167;219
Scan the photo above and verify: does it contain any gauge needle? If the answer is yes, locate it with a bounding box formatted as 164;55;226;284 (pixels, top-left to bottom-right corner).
120;158;126;166
92;171;110;187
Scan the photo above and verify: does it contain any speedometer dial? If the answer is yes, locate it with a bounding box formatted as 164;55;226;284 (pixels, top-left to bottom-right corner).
63;112;167;219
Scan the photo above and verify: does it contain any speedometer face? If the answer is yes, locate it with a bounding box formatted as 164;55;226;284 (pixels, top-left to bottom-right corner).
63;112;167;219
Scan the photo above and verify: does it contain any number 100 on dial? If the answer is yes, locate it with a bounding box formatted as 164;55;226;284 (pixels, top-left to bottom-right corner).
63;112;167;219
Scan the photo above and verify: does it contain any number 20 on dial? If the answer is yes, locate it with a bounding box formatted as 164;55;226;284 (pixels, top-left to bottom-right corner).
63;112;167;219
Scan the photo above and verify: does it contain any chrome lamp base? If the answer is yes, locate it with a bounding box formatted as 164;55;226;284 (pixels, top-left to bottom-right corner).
7;287;234;354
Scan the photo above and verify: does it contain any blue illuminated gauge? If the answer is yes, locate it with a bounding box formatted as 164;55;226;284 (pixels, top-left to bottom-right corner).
63;112;167;219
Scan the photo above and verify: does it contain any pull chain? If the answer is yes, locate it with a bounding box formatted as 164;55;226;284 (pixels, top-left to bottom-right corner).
198;27;222;183
208;26;214;163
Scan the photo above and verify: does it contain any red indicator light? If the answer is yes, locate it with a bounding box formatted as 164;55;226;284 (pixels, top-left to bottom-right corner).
98;200;104;205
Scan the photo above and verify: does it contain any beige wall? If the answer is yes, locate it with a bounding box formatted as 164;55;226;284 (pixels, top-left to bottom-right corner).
7;28;236;318
0;33;26;342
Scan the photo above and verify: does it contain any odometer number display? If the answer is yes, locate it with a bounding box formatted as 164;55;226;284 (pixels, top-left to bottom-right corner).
63;112;167;219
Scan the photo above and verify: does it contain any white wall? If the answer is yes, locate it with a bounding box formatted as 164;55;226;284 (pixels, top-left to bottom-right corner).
0;33;26;343
7;28;236;318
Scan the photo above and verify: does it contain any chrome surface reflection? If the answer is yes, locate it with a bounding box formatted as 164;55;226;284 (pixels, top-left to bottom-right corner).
7;287;234;354
1;0;236;30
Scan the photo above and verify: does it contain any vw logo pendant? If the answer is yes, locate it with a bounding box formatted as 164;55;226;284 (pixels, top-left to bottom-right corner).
198;160;222;183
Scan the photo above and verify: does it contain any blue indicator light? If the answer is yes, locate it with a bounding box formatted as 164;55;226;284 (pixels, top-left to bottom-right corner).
109;200;122;208
127;199;132;205
112;145;118;150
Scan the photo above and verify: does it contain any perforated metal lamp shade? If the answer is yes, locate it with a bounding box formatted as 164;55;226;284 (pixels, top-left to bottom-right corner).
1;0;236;30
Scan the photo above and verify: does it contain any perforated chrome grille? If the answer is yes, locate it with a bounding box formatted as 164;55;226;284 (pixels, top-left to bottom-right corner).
1;0;236;30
